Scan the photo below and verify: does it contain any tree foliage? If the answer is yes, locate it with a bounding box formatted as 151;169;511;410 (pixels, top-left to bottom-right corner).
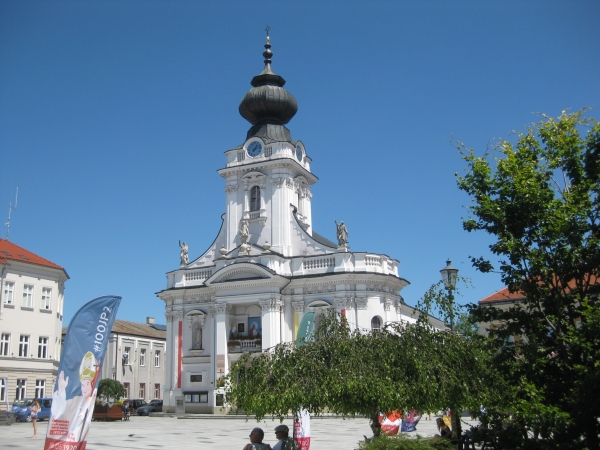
457;109;600;449
226;311;495;438
97;379;127;404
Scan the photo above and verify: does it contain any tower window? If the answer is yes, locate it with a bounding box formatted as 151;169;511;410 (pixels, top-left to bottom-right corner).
371;316;382;332
250;186;260;211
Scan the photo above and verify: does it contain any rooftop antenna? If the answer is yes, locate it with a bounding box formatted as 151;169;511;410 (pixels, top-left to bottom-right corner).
5;187;18;239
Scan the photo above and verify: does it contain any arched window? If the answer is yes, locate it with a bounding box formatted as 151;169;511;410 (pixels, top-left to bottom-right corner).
250;186;260;211
371;316;382;332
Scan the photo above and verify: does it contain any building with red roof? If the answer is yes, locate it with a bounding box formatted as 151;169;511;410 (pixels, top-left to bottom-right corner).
0;239;69;406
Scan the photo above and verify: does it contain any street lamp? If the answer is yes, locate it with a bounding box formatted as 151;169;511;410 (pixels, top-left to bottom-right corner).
440;259;459;331
439;259;461;449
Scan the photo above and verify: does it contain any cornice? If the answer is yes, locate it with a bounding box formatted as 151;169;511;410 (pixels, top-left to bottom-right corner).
217;158;318;184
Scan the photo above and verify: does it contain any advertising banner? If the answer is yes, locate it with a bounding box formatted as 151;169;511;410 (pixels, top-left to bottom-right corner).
379;411;402;435
44;295;121;450
294;408;311;450
296;312;315;347
400;409;421;433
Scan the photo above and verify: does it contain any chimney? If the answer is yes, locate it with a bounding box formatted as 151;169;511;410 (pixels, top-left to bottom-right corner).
146;317;155;325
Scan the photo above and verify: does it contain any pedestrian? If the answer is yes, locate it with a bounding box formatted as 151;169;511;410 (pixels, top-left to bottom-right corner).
243;427;271;450
122;401;130;421
435;418;451;439
272;424;299;450
29;398;40;438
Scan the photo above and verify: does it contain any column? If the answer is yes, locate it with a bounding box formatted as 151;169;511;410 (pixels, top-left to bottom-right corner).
384;298;393;324
292;301;305;341
173;310;184;390
225;183;239;250
214;303;229;380
355;298;368;330
259;181;266;221
260;298;284;348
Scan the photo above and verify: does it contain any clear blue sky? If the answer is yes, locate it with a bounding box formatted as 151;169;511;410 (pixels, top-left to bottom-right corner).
1;0;598;326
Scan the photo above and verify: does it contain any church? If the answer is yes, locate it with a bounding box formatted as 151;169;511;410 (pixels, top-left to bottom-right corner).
157;34;444;414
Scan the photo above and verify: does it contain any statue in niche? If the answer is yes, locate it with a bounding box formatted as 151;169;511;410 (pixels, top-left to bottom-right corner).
192;321;203;350
239;219;249;245
335;220;348;247
179;240;189;265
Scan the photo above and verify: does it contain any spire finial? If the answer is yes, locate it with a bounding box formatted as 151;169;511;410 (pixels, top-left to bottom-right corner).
263;26;273;68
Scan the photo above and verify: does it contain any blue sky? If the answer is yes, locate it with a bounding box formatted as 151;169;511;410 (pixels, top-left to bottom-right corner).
1;0;598;326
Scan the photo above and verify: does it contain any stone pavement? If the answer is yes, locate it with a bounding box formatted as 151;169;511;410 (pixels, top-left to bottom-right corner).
2;414;481;450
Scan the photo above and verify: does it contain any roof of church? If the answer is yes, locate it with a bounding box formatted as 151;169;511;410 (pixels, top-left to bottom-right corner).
239;31;298;143
311;231;337;248
0;238;68;276
63;319;166;340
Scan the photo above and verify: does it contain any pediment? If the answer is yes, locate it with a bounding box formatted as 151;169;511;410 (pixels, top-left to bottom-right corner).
241;171;267;187
307;300;332;309
206;263;273;284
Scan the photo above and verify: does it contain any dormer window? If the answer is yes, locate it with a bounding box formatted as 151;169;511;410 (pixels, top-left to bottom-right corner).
250;186;260;211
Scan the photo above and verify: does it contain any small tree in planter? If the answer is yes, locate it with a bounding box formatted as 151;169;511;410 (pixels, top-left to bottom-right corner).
97;379;127;406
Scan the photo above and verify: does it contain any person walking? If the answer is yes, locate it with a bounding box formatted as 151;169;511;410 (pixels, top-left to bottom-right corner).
243;427;271;450
272;424;299;450
122;401;130;421
29;398;40;438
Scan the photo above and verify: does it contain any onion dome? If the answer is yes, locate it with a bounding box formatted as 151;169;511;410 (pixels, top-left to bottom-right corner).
239;30;298;142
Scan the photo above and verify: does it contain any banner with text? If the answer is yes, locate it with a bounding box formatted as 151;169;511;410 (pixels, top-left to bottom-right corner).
44;295;121;450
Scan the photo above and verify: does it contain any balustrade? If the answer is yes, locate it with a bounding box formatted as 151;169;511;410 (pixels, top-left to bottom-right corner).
185;269;213;281
227;338;262;353
303;257;335;270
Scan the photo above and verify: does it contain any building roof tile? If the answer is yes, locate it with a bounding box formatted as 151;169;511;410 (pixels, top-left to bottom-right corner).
0;238;66;273
63;319;166;340
479;287;526;304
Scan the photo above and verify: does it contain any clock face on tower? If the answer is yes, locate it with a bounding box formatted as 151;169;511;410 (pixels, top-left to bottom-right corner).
296;145;303;161
247;141;263;157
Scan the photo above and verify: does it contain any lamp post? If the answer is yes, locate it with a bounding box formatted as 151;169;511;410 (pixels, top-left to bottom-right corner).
439;259;461;449
440;259;459;331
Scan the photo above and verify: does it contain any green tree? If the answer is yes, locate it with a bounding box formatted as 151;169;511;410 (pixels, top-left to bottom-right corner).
226;311;494;439
457;109;600;449
97;379;127;404
415;278;482;447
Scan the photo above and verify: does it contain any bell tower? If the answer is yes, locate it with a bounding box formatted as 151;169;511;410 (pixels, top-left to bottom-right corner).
218;32;317;256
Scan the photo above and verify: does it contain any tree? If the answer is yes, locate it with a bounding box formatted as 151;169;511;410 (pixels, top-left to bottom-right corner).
97;379;127;404
226;311;494;439
457;109;600;449
415;278;483;448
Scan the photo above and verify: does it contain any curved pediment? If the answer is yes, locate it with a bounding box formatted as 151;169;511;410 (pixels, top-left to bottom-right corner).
241;171;267;187
307;300;332;309
206;262;274;284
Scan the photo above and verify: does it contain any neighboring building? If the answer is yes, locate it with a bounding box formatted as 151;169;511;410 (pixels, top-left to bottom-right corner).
157;36;446;414
0;239;69;404
62;317;166;402
477;287;526;336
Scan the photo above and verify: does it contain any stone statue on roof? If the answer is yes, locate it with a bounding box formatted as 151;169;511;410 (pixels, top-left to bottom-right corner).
335;220;348;247
179;240;189;266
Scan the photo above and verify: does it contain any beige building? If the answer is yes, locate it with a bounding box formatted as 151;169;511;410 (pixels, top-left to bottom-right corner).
0;239;69;403
63;318;167;402
477;287;525;336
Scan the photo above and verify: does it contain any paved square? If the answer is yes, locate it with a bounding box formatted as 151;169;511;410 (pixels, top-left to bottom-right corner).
2;414;478;449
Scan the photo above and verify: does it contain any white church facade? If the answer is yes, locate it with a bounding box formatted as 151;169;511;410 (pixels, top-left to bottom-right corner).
157;35;444;414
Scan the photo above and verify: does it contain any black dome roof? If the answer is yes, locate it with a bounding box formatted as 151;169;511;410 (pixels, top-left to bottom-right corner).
239;35;298;136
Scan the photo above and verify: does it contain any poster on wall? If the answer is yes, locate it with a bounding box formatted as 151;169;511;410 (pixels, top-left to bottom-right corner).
248;317;261;337
44;295;121;450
